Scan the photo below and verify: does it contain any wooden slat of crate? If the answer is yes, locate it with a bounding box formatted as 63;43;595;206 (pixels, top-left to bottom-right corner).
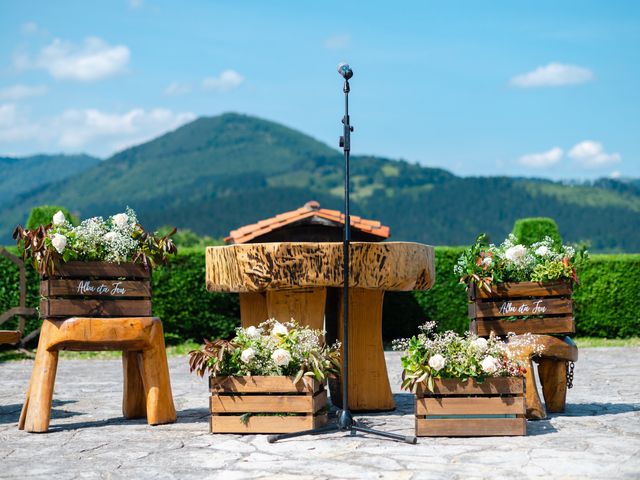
469;281;572;300
209;376;321;394
210;390;327;414
41;279;151;298
415;418;526;437
417;377;525;395
210;413;328;434
471;316;575;336
40;298;152;318
469;298;573;319
416;396;525;416
47;262;150;279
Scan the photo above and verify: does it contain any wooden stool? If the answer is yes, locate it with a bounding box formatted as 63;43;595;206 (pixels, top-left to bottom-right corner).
507;335;578;419
18;317;176;433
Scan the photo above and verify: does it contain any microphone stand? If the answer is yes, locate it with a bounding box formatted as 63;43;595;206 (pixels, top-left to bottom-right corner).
268;74;417;445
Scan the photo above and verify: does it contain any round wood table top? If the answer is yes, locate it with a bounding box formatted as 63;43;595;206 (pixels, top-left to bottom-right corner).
206;241;435;293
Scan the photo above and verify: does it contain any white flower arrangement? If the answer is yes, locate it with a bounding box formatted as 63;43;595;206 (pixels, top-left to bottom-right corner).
393;322;538;392
14;206;177;275
454;233;588;289
189;319;341;383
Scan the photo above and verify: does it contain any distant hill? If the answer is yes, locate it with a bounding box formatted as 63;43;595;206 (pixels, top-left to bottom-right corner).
0;154;100;205
1;113;638;252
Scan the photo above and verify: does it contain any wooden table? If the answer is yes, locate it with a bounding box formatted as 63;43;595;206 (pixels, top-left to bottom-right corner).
206;242;435;411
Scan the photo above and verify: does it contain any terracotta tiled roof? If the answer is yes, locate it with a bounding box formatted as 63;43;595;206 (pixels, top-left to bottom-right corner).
225;200;390;244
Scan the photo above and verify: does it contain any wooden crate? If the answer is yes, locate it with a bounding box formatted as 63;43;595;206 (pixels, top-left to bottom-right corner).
40;262;152;318
415;377;526;437
209;376;328;434
468;280;574;336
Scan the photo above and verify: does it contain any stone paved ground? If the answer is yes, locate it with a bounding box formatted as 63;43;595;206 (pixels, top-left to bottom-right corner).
1;348;639;479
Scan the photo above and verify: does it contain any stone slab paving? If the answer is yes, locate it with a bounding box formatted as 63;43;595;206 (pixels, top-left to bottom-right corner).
1;348;639;479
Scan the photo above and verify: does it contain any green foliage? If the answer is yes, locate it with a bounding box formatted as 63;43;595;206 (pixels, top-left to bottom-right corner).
572;254;640;338
512;217;562;247
151;247;239;343
156;225;223;248
0;246;41;338
26;205;76;229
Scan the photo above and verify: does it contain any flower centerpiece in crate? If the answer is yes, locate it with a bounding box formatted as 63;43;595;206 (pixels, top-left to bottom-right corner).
394;322;538;437
13;208;176;318
454;234;588;336
189;319;341;434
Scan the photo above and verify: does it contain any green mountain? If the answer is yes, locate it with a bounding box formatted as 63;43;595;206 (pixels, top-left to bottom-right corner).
0;154;100;205
1;113;638;252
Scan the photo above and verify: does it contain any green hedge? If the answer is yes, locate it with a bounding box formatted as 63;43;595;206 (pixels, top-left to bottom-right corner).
1;246;638;346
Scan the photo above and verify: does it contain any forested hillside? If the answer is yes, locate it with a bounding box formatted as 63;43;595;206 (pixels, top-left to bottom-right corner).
1;113;638;251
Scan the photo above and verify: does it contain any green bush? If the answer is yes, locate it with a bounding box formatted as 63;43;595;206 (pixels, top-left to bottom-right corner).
1;246;638;347
151;248;239;344
25;205;77;229
512;217;562;246
572;254;640;338
0;247;41;337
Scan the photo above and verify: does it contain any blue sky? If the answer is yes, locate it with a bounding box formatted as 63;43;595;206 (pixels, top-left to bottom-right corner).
1;1;638;179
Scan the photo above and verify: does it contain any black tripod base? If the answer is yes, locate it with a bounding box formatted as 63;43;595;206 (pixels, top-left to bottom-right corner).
267;412;417;445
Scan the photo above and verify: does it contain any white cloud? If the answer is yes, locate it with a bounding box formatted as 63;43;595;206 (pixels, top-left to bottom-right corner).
610;170;621;179
518;147;563;168
0;104;195;155
510;63;594;88
16;37;130;82
0;84;49;101
128;0;144;8
21;22;40;35
202;70;244;92
164;81;191;96
324;34;350;50
568;140;621;168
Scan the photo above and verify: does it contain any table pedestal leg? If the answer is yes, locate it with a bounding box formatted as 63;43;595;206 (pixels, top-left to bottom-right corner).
239;292;268;328
338;288;394;412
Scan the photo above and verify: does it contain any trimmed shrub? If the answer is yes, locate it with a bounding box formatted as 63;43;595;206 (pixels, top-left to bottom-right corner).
512;217;562;246
151;248;239;344
25;205;77;230
572;254;640;338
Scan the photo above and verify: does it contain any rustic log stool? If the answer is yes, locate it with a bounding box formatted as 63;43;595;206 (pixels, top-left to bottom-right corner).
206;241;435;412
506;334;578;419
18;317;176;433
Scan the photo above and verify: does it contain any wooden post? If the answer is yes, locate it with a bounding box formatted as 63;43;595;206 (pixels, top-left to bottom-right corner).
239;292;268;328
266;288;326;332
122;351;147;419
538;358;568;413
338;288;394;411
20;320;59;432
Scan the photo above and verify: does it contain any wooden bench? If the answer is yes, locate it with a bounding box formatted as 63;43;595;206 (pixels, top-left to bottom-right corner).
506;335;578;419
19;261;175;432
19;316;176;433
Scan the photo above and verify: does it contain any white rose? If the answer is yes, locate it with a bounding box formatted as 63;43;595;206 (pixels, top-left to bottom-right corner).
240;348;255;364
473;337;488;352
482;256;493;266
52;210;66;226
535;245;550;257
103;231;118;242
481;356;501;374
271;322;288;336
245;326;262;339
50;233;67;254
428;354;446;372
271;348;291;366
505;245;527;263
112;213;129;227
